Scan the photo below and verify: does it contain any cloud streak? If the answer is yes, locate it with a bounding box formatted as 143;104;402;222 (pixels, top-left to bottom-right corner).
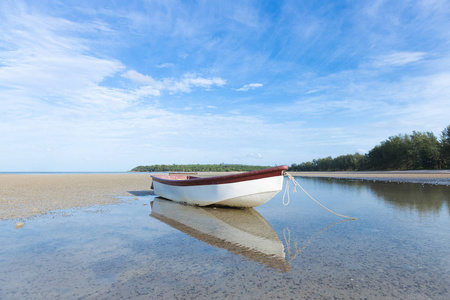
122;70;226;94
372;51;427;67
236;83;263;92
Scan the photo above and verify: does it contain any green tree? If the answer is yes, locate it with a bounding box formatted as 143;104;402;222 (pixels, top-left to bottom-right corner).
333;154;355;170
440;125;450;168
315;156;333;171
366;131;441;170
409;131;440;169
367;145;384;170
381;134;411;170
353;153;366;170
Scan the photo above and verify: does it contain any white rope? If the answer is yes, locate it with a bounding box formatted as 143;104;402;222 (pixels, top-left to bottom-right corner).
282;176;295;205
283;172;357;220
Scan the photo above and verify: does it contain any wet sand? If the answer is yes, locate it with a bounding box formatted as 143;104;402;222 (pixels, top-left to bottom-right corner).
0;173;152;220
2;171;449;220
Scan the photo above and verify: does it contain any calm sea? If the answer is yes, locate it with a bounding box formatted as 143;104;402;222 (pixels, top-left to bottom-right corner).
0;177;448;299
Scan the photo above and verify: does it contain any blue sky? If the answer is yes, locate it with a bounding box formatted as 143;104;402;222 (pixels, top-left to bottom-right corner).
1;0;449;171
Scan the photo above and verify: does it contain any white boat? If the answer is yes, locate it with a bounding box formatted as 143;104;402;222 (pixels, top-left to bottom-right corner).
151;165;288;208
150;198;290;272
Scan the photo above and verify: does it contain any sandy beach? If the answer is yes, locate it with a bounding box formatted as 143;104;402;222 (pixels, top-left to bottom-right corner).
2;171;449;220
0;173;152;220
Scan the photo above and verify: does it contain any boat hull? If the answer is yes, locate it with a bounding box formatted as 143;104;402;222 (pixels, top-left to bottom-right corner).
151;166;288;208
153;176;283;207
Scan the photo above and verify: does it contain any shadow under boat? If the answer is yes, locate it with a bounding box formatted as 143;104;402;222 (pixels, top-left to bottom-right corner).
150;197;291;272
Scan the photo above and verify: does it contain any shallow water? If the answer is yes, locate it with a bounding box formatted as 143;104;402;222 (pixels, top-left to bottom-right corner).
1;177;449;299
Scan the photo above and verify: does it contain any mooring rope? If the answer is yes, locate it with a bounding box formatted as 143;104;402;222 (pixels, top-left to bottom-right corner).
283;172;357;220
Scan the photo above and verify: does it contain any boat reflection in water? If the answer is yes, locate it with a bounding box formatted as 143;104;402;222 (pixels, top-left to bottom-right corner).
150;198;290;272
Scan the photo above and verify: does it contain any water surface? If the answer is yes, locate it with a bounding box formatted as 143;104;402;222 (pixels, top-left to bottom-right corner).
0;177;448;299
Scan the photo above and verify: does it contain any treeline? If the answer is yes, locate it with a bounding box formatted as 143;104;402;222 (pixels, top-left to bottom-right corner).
290;125;450;171
131;164;271;172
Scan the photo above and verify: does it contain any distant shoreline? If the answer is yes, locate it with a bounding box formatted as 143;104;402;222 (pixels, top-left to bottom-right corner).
288;170;450;185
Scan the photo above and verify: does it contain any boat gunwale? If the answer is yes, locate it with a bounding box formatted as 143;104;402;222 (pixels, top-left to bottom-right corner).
151;165;288;187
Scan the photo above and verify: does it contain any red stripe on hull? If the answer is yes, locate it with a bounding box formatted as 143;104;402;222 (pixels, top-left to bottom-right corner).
151;165;288;187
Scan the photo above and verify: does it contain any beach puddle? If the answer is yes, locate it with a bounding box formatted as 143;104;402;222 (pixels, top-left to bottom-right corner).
150;198;291;272
1;177;449;299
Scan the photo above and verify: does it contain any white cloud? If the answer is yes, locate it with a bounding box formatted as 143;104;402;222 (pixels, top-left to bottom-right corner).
287;97;379;116
372;51;427;67
156;63;174;68
0;53;123;97
171;74;226;93
122;70;226;94
272;58;450;153
236;83;263;91
0;2;125;110
121;70;156;85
